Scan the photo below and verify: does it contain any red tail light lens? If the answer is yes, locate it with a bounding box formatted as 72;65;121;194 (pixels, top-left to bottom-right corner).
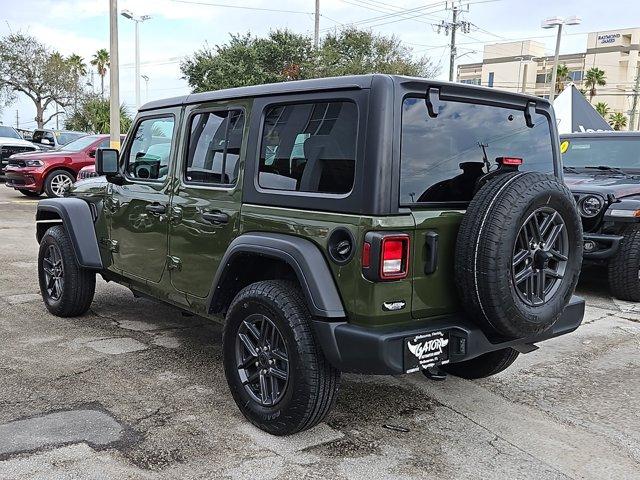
497;156;523;166
380;235;409;279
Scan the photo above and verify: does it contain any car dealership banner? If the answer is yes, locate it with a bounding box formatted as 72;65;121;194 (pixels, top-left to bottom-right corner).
554;84;612;134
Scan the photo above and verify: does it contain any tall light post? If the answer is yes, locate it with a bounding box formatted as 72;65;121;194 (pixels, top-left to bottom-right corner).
121;9;151;110
542;16;581;104
141;75;149;104
109;0;120;149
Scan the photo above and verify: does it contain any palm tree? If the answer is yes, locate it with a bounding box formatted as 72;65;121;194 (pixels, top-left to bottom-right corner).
550;64;571;94
585;67;606;103
90;49;110;98
67;54;87;111
609;112;627;131
595;102;610;118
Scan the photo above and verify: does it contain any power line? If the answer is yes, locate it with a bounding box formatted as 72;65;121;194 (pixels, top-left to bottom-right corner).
169;0;313;15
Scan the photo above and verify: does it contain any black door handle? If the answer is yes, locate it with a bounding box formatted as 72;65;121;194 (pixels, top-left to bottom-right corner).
145;203;166;214
202;211;229;225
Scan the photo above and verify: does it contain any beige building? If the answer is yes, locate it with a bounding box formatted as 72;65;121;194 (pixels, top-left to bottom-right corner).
457;27;640;129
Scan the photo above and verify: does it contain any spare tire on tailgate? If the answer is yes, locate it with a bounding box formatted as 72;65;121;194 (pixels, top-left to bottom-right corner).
455;172;582;338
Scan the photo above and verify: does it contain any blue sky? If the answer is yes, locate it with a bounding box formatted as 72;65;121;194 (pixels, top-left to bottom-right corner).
1;0;638;129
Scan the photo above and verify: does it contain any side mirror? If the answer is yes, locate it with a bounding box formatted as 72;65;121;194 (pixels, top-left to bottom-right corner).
96;148;120;176
88;149;96;158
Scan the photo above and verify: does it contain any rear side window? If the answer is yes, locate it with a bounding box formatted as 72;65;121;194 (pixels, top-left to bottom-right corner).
185;110;245;185
400;97;554;204
258;101;357;195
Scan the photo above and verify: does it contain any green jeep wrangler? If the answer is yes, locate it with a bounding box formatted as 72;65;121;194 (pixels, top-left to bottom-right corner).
35;75;585;435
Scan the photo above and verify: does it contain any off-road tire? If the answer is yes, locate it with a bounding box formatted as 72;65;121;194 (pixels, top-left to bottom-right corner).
443;348;519;379
18;189;41;197
38;225;95;317
455;172;583;338
608;225;640;301
223;280;340;435
44;169;75;198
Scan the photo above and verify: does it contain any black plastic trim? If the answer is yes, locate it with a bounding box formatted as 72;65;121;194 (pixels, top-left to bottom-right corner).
36;198;103;270
583;233;624;259
313;295;585;374
207;232;345;318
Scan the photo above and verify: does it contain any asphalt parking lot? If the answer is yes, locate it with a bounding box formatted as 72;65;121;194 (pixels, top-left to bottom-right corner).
0;185;639;480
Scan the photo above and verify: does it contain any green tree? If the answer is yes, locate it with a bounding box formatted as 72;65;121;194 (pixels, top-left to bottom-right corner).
0;33;78;128
316;28;435;78
549;64;571;94
91;48;110;98
67;54;87;112
608;112;627;131
585;67;606;103
65;95;132;134
595;102;610;118
181;28;438;92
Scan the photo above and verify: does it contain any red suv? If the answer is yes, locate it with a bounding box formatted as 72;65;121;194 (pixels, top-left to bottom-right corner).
3;134;117;198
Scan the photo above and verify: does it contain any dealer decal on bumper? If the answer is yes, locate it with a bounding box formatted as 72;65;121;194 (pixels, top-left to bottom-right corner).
404;331;450;373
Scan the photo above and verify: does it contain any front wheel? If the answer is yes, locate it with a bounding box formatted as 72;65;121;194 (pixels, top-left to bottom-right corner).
44;169;75;198
608;225;640;301
38;225;96;317
223;280;340;435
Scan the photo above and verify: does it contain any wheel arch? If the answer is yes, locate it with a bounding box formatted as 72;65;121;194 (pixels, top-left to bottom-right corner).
36;198;103;270
208;232;346;319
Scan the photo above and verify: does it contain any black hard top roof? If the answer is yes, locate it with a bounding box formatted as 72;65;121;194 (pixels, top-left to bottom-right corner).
561;131;640;138
139;74;550;111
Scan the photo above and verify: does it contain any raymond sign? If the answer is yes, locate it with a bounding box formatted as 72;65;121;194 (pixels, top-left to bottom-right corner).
597;33;621;45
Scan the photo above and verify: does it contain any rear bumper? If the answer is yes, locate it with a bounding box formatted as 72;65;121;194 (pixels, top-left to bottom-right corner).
313;295;585;375
583;233;623;260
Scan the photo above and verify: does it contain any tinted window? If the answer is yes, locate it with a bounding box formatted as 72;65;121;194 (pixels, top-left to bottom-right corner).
60;135;98;152
126;116;174;181
258;101;357;194
185;110;245;185
57;132;84;145
400;97;554;204
561;137;640;169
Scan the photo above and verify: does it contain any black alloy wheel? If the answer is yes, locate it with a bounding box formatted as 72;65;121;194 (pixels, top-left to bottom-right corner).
236;313;289;407
512;207;569;306
42;243;65;301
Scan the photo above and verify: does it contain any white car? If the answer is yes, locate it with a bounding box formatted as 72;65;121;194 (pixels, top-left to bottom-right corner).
0;126;38;176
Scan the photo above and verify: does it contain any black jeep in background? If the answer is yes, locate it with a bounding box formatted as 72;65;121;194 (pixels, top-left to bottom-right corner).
562;131;640;301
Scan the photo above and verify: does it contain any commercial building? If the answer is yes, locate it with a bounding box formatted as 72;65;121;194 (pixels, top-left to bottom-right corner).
457;27;640;129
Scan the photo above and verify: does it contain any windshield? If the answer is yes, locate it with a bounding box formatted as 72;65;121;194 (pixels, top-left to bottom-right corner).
60;135;100;152
0;126;21;139
400;97;555;204
561;137;640;170
57;131;85;145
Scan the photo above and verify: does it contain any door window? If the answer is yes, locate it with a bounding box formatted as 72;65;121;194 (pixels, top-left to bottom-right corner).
257;101;357;195
185;110;245;185
125;116;175;181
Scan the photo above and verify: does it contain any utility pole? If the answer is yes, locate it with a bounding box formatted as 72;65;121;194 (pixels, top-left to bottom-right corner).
314;0;320;48
436;2;471;82
121;10;151;110
629;66;640;131
109;0;121;149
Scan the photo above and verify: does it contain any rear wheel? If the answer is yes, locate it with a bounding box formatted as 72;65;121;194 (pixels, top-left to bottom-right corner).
442;348;519;379
608;225;640;301
44;169;75;198
223;280;340;435
38;225;95;317
18;189;41;197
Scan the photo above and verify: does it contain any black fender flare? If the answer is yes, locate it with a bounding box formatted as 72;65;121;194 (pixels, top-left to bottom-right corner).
36;198;103;270
208;232;346;318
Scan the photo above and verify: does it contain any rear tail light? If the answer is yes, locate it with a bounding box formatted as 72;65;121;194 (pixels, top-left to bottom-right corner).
362;233;410;281
497;156;523;166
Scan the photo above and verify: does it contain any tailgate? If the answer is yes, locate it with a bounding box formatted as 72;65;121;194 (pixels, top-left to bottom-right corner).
410;209;464;319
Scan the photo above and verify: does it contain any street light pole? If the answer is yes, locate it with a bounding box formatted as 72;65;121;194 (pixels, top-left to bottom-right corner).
542;16;581;104
109;0;120;149
121;10;151;110
548;23;563;104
